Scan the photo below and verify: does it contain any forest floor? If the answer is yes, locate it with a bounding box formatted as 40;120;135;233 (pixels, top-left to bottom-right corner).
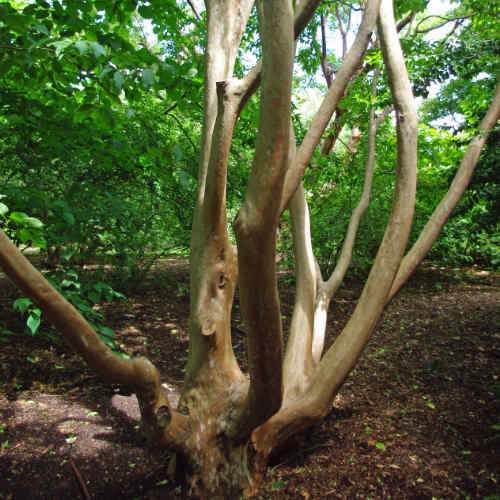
0;260;499;499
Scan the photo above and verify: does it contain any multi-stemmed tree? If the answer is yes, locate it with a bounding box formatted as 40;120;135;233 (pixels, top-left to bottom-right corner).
0;0;498;497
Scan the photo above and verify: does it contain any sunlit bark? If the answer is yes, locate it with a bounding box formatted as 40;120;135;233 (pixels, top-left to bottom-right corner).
186;0;254;394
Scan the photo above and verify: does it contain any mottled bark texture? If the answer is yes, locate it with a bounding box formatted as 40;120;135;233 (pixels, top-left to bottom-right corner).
1;0;497;497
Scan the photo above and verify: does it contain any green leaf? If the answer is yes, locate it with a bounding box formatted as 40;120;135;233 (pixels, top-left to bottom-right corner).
113;71;125;90
18;228;34;243
51;39;72;57
87;291;101;304
101;336;116;348
74;40;89;55
25;217;44;229
98;326;116;338
271;480;285;490
13;298;32;313
142;68;155;88
375;442;386;451
61;247;77;261
9;211;29;225
62;211;75;226
173;144;184;162
89;41;106;58
27;311;41;335
61;279;80;290
34;23;49;35
33;237;46;249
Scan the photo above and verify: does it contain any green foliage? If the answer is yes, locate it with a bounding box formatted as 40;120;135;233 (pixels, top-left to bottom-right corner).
13;266;127;352
0;196;46;249
0;0;498;305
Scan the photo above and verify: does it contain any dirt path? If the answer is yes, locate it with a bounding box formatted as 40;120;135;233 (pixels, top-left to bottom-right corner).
0;263;498;499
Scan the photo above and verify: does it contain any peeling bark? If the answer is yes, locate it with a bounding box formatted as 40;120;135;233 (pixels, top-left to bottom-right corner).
1;0;490;496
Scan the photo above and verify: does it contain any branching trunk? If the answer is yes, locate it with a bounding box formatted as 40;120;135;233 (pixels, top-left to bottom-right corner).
253;0;417;458
323;71;380;300
186;0;254;396
2;0;494;497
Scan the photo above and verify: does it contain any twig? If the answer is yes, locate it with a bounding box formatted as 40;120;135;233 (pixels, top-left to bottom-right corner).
164;101;178;115
168;112;198;152
396;11;415;32
186;0;201;21
69;457;91;500
320;13;333;87
415;13;473;34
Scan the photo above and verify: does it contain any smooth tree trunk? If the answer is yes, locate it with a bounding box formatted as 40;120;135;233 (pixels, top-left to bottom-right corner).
0;0;498;497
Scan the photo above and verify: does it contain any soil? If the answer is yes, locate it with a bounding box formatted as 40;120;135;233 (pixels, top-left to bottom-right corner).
0;260;499;499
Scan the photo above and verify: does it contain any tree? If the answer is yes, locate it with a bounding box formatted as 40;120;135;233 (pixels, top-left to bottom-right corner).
0;0;499;497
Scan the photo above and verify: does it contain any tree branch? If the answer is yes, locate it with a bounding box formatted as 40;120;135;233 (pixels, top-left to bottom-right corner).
319;10;413;158
307;0;418;410
0;231;187;447
280;0;381;212
320;13;333;87
186;0;202;20
237;0;323;112
387;83;500;301
186;0;254;393
323;71;380;301
396;11;415;32
254;0;419;454
233;0;295;435
283;131;318;399
320;109;345;155
414;13;473;34
335;6;348;58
